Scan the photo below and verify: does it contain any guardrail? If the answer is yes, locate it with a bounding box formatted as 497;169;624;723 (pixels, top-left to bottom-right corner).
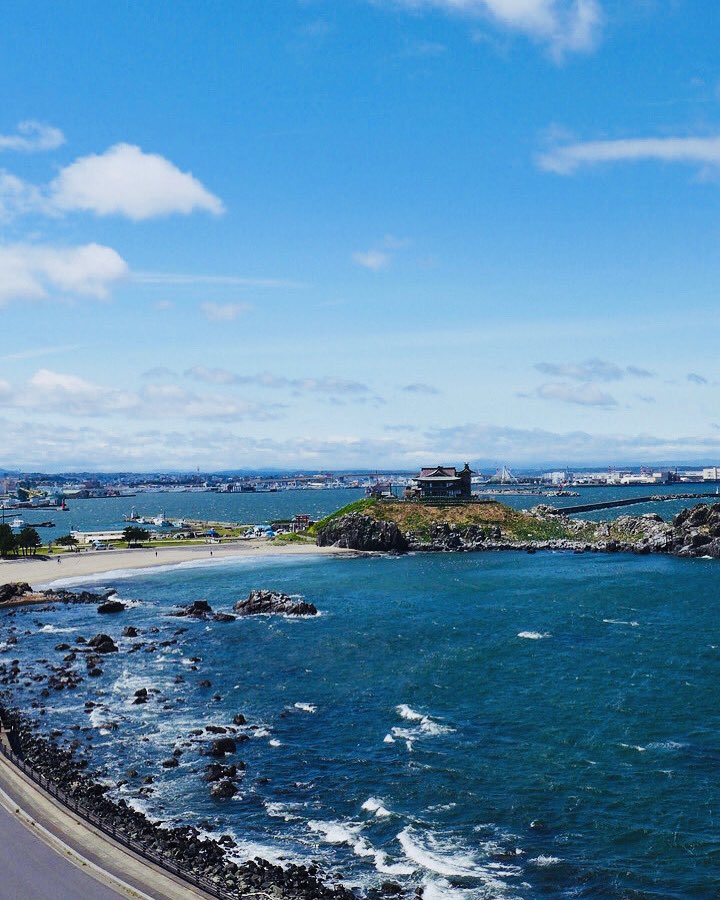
0;735;239;899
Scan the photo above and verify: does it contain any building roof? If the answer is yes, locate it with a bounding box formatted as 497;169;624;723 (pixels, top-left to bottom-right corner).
417;466;459;479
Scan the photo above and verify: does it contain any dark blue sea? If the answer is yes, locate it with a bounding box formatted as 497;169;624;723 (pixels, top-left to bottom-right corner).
3;548;720;898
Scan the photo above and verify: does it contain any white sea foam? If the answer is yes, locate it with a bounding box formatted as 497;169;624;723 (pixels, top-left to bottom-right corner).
39;624;75;634
620;743;647;752
646;740;687;752
397;827;521;885
265;802;302;822
397;704;424;721
602;619;639;627
308;819;413;876
517;631;551;640
383;734;395;743
268;738;282;747
391;706;454;750
530;855;562;866
294;702;317;713
361;797;392;818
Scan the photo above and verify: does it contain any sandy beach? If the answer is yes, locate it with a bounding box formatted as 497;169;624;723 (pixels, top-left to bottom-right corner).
0;539;351;589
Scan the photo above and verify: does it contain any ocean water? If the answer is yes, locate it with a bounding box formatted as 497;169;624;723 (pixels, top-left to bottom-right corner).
3;550;720;898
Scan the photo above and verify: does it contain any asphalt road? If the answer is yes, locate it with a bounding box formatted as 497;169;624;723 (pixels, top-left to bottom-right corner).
0;801;123;900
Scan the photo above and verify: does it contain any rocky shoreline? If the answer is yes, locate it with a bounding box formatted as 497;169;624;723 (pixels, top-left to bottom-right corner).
0;705;359;899
316;502;720;558
0;585;412;900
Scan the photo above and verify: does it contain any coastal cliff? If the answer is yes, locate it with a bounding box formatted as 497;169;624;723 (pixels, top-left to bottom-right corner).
315;499;720;558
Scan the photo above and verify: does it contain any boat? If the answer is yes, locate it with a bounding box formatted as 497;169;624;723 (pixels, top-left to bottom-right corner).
123;507;140;522
152;511;173;527
10;517;25;528
35;521;56;527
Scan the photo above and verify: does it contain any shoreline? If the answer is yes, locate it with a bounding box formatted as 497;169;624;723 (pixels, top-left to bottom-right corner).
0;539;355;589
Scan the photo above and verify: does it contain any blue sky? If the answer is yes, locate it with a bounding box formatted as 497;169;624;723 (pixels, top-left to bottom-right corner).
2;0;720;471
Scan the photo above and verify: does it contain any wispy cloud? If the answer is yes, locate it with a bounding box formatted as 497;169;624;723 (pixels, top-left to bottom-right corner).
0;343;81;362
352;249;391;271
539;134;720;175
0;369;283;421
687;372;708;385
535;358;653;382
199;302;253;321
536;382;617;407
378;0;603;60
132;272;306;289
0;120;65;152
402;382;440;394
185;366;373;397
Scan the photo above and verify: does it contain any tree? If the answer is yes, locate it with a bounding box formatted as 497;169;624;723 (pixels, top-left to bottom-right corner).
0;524;16;558
123;526;150;546
17;526;41;556
55;534;79;548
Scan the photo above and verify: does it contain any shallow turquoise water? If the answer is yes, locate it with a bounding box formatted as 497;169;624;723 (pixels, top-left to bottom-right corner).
4;551;720;898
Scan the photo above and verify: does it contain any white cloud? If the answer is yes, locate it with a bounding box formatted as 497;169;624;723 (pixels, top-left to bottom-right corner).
0;243;128;305
0;120;65;152
536;381;617;406
382;0;602;58
200;301;253;321
352;249;391;271
0;369;283;421
0;171;46;220
49;143;224;220
539;135;720;175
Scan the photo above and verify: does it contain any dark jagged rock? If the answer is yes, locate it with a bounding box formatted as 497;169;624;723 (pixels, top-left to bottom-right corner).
173;599;212;618
204;763;243;782
0;583;32;604
122;626;139;637
316;513;408;552
234;589;318;617
212;612;236;622
232;713;247;726
210;778;237;799
208;737;237;757
88;634;118;654
97;600;126;614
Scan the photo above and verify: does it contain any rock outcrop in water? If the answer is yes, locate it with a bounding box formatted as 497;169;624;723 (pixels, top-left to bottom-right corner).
316;502;720;559
234;589;318;617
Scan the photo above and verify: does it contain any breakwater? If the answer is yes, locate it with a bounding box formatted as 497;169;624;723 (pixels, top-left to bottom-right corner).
546;492;720;515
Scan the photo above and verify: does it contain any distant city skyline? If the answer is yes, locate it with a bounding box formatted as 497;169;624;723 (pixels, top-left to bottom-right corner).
2;2;720;470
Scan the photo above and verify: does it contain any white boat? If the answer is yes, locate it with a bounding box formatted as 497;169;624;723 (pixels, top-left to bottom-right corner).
152;512;173;527
10;517;25;528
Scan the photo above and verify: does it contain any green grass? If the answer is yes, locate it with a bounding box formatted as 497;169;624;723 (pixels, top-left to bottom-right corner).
308;499;378;535
272;532;313;544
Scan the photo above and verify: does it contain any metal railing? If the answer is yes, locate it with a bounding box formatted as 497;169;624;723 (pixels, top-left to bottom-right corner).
0;735;241;899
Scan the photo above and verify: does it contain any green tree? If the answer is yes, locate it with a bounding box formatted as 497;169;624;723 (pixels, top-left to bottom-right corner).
55;533;79;548
17;526;41;556
0;524;16;558
123;526;150;546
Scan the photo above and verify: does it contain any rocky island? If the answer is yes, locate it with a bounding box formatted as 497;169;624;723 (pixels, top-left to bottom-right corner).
314;498;720;558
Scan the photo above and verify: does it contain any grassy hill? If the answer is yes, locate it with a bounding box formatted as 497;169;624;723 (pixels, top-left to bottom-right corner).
312;498;597;543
